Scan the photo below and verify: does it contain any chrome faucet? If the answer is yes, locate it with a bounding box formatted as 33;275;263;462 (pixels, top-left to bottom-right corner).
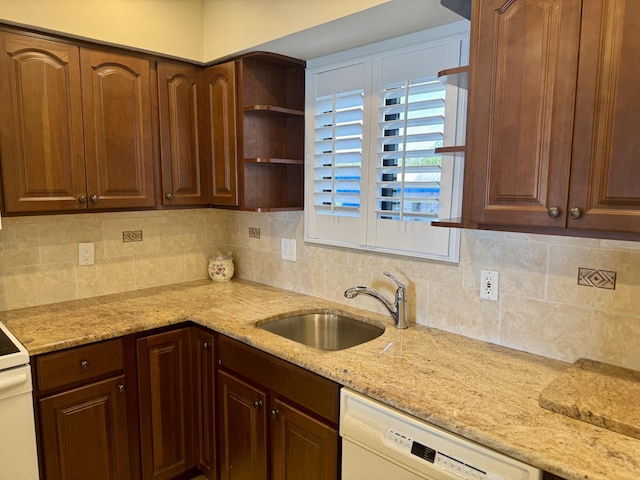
344;271;408;329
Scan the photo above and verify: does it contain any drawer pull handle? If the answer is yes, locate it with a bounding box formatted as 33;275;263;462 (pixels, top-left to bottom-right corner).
271;409;280;418
118;384;125;393
203;342;211;349
253;400;263;409
78;195;87;204
166;193;174;200
90;194;99;203
80;360;90;370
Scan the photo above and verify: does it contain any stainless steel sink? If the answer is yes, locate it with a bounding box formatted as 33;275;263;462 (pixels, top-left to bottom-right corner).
258;312;384;351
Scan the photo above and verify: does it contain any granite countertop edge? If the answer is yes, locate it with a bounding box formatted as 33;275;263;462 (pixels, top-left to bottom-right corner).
1;279;638;480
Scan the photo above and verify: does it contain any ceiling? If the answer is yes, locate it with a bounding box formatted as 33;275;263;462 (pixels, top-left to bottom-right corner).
238;0;464;60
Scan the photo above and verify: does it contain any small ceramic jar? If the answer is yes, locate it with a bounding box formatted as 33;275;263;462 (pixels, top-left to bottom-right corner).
208;252;234;282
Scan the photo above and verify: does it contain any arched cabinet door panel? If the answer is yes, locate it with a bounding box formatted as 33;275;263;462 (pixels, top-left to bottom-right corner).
0;32;86;213
467;0;582;228
80;48;156;210
568;0;640;233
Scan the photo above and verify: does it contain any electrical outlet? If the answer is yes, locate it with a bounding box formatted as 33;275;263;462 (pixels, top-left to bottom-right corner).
78;242;94;266
480;270;499;301
281;238;297;261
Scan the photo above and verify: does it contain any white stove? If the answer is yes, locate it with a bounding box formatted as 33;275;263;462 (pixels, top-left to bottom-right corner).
0;322;40;480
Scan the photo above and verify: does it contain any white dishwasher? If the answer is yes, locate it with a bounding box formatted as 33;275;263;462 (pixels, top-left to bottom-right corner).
340;388;542;480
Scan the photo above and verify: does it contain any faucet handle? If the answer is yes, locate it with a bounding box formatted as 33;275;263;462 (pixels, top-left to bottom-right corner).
383;271;406;292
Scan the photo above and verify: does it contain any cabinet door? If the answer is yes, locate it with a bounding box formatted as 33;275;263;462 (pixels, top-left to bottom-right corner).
0;32;87;213
205;61;238;206
270;397;338;480
467;0;582;227
217;370;267;480
192;328;216;479
567;0;640;233
137;328;194;480
80;48;156;209
158;62;209;206
38;375;131;480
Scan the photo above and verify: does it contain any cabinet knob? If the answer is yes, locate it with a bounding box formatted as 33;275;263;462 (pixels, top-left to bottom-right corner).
90;194;99;203
253;400;263;409
80;360;89;370
271;409;280;418
78;195;87;204
165;193;174;200
569;207;582;219
117;384;125;393
547;206;561;218
203;341;211;349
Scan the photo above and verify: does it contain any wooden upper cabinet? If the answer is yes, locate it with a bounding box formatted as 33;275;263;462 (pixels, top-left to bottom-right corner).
158;62;209;206
205;61;238;207
80;48;156;210
568;0;640;233
0;32;87;213
467;0;582;228
0;31;156;213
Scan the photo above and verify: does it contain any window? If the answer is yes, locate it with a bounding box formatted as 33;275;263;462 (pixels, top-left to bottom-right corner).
305;23;469;262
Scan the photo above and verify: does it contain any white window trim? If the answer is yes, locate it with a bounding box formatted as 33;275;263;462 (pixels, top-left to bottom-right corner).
304;21;470;263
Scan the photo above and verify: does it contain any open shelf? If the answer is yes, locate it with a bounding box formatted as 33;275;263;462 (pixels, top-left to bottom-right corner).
435;145;466;154
243;105;304;116
244;157;304;165
437;66;469;89
431;218;464;228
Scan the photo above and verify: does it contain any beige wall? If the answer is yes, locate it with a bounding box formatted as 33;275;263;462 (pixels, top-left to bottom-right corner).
202;0;390;60
0;0;391;61
2;210;639;372
0;0;204;60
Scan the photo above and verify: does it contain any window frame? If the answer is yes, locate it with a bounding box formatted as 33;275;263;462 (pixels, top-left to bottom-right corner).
304;21;470;263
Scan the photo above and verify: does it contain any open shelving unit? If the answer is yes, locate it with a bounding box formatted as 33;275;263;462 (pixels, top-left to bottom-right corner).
236;52;305;211
432;65;469;228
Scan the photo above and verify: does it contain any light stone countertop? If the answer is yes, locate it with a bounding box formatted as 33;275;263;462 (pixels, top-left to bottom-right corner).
1;279;638;480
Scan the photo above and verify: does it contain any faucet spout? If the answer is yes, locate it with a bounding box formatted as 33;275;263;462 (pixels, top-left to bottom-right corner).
344;272;408;329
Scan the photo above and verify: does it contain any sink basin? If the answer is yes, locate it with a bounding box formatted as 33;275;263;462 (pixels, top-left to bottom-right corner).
258;312;384;351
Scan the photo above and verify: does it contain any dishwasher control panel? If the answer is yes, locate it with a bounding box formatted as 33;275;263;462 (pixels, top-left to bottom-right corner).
385;428;499;480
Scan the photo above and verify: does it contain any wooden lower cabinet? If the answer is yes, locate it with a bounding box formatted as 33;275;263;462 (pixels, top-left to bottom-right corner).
192;328;217;479
217;335;340;480
35;327;340;480
38;375;131;480
218;371;268;480
270;397;338;480
137;328;195;480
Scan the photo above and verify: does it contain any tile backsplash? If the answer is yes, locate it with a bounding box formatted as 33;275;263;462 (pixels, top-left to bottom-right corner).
1;209;638;371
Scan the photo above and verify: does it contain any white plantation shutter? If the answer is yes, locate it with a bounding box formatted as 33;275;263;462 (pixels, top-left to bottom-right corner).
376;78;446;221
306;63;370;245
313;88;364;218
305;24;468;261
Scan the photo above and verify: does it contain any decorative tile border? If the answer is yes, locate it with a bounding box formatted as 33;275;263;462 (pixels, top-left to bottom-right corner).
123;230;143;243
577;268;616;290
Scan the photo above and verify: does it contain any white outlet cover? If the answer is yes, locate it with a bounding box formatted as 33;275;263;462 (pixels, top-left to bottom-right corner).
78;242;95;266
480;270;499;301
281;239;297;261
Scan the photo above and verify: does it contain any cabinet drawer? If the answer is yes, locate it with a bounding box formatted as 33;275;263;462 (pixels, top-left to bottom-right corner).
35;339;124;391
219;335;339;423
